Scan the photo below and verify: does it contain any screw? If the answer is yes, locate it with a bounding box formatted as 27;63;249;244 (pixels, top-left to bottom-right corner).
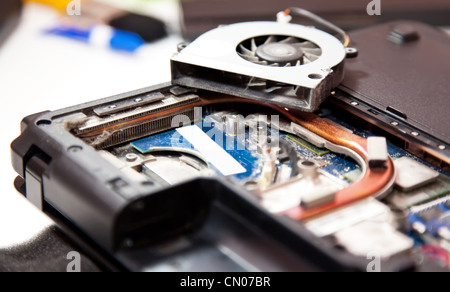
123;238;134;248
126;153;138;162
345;47;359;58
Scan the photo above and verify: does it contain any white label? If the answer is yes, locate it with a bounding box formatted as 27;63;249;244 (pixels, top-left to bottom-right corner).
176;126;246;176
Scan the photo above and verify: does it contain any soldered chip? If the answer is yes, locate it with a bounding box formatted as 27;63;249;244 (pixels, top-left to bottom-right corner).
416;208;443;223
286;135;330;156
394;157;439;192
334;221;414;259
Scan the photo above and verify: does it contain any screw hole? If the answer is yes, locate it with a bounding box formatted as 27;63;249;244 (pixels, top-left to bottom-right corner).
36;120;52;126
301;160;316;167
68;145;83;153
308;73;323;80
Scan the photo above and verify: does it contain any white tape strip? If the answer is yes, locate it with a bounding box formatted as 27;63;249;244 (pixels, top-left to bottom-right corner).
176;126;246;176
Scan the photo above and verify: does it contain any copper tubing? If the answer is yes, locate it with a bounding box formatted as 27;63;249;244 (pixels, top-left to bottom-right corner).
275;109;395;220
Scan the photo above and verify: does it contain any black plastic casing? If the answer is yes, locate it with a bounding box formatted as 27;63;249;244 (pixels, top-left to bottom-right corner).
11;84;212;253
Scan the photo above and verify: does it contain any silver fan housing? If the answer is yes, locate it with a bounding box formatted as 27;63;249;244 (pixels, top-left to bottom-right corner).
171;21;346;112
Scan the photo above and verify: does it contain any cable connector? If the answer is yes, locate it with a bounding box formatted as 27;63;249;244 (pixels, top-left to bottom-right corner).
277;10;292;23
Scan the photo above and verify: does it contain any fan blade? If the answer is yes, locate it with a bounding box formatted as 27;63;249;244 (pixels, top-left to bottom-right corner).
238;52;260;63
285;63;292;67
270;63;280;67
296;60;302;66
265;86;283;93
280;37;298;44
304;57;312;64
248;80;268;87
255;60;269;65
239;44;255;57
301;48;322;56
304;52;320;62
264;36;277;45
266;86;298;96
251;38;258;52
294;41;318;49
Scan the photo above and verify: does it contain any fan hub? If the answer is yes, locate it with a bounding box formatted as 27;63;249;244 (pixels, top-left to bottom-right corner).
256;43;303;65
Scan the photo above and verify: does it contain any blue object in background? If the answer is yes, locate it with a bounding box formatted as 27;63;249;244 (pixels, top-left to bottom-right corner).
109;29;145;52
45;25;145;53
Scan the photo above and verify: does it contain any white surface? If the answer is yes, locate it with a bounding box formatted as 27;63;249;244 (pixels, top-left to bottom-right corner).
176;125;247;176
0;2;182;248
394;157;439;191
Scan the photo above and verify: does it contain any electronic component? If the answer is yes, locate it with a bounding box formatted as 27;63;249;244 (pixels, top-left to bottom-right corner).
388;173;450;210
171;21;347;112
305;197;414;259
238;35;322;66
286;135;330;156
394;157;439;192
304;198;392;238
417;208;444;223
334;221;414;259
10;83;427;272
131;118;260;181
408;196;450;242
367;137;388;170
10;14;450;272
260;169;345;214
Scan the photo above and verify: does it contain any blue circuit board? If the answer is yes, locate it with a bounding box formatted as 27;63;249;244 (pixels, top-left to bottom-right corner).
131;119;362;182
131;111;445;184
408;199;450;237
132;122;261;181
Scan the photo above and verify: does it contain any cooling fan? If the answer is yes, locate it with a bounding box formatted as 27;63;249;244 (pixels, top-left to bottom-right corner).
171;21;348;112
238;35;322;67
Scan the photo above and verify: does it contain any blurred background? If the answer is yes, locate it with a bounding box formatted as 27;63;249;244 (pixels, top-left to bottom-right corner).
0;0;449;271
182;0;450;40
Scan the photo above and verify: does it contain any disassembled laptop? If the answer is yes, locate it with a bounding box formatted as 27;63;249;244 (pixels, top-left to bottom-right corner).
11;9;450;271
